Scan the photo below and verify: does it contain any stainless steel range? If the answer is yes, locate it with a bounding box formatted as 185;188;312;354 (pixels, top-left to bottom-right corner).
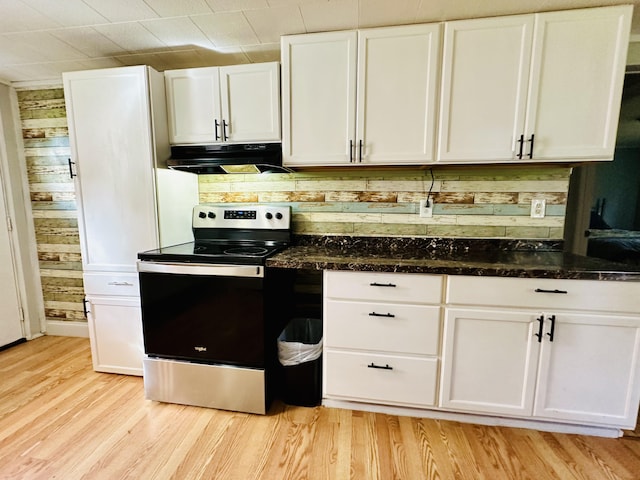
137;204;292;414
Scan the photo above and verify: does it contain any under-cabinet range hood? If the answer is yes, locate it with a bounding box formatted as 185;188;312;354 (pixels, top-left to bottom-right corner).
167;143;286;174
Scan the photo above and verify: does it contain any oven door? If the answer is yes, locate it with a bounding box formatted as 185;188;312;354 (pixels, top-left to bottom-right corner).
137;262;266;368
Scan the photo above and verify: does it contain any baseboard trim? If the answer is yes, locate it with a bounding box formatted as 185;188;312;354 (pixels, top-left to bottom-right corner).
45;320;89;338
322;398;623;438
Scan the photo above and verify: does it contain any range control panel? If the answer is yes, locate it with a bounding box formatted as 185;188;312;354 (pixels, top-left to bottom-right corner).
192;204;291;230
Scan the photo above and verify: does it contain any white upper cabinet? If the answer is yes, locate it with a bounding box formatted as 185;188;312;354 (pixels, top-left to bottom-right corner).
524;7;631;160
282;24;441;166
282;31;357;165
357;25;441;164
437;15;534;162
165;62;281;145
437;5;632;163
165;67;221;145
219;64;281;143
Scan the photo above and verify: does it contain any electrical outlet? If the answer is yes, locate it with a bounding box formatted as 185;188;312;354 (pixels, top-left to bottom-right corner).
530;198;546;218
419;199;433;218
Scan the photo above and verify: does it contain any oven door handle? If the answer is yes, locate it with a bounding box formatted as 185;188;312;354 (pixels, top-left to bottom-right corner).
137;261;264;278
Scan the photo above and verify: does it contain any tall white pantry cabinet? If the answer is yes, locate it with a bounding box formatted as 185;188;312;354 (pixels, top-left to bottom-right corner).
63;66;197;376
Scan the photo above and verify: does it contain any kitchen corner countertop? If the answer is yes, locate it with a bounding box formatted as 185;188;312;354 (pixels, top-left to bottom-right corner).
267;236;640;281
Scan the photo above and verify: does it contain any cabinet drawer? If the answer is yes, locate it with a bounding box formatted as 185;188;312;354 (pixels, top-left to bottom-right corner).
325;300;440;355
83;273;140;297
447;276;640;314
324;351;438;407
325;271;443;304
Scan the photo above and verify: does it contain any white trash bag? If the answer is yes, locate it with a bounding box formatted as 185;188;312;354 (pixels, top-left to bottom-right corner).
278;318;323;367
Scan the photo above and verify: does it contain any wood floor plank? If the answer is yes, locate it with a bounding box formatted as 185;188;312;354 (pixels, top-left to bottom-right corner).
1;336;640;480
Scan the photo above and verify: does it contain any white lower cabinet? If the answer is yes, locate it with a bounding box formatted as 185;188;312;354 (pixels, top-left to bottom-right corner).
323;271;443;408
440;308;540;417
86;296;144;376
533;312;640;426
323;270;640;433
441;276;640;429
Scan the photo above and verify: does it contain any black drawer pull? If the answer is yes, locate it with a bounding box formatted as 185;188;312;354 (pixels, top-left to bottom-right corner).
534;288;568;294
68;158;76;178
367;363;393;370
534;314;544;343
369;312;395;318
370;282;396;288
547;314;556;342
526;133;535;159
516;134;524;159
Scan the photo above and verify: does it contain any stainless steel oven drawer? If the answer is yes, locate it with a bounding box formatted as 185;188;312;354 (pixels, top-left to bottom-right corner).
143;357;267;414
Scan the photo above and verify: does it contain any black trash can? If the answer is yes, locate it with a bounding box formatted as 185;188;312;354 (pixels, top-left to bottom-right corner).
277;318;322;407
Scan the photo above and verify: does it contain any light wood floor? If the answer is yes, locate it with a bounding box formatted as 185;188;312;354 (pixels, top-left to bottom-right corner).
1;336;639;480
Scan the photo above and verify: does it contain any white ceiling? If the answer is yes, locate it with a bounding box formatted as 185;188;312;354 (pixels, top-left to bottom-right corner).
1;0;640;85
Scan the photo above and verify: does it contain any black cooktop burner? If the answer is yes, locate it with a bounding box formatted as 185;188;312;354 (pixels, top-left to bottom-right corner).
224;246;269;257
138;241;284;266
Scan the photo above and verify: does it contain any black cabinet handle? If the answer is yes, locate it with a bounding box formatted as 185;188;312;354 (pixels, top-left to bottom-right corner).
547;314;556;342
222;120;228;141
214;119;220;141
534;314;544;343
82;298;89;317
68;158;76;179
527;134;535;159
369;312;395;318
368;363;392;370
516;134;524;159
370;282;396;287
535;288;568;294
359;139;363;162
349;140;353;162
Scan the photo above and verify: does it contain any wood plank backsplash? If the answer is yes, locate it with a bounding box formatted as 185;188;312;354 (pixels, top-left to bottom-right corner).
16;87;570;324
199;167;569;238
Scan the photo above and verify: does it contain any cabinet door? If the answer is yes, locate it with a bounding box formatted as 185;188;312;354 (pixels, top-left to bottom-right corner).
219;63;281;143
64;67;159;273
437;15;534;162
86;296;144;376
524;6;631;160
165;67;221;144
356;24;441;164
282;31;357;166
440;308;540;416
534;313;640;428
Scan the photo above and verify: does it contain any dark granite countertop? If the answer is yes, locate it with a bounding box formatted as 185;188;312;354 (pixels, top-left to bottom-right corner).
267;236;640;281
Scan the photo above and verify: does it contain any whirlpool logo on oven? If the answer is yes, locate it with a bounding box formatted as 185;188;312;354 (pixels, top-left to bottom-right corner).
194;346;207;352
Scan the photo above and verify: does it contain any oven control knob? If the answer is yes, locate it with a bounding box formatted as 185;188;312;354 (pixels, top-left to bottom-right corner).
198;211;206;219
207;212;216;219
265;212;273;220
275;212;283;220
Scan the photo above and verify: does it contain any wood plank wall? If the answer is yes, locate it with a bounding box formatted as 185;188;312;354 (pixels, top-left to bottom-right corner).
16;87;84;326
14;86;571;325
199;167;570;239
